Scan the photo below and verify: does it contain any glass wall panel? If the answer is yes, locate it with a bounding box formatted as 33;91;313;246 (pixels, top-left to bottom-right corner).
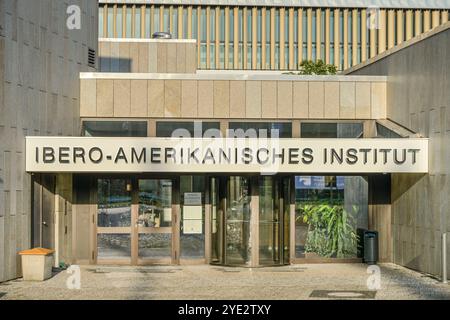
228;122;292;138
98;179;131;228
180;176;205;259
300;122;363;138
376;123;403;138
259;176;281;265
83;121;147;137
138;179;172;228
98;234;131;259
294;175;368;259
138;179;173;259
97;178;132;260
156;121;221;137
226;176;251;265
139;234;172;258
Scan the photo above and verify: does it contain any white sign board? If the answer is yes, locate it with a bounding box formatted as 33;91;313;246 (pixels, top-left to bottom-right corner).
184;193;202;206
25;137;429;174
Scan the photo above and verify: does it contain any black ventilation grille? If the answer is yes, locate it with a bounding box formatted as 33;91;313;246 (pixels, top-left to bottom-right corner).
88;48;96;68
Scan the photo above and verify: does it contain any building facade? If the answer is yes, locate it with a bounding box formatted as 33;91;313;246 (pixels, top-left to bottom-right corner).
0;0;449;284
25;35;429;269
0;0;98;282
98;0;449;70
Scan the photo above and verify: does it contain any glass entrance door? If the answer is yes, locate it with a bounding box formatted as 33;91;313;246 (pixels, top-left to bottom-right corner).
97;178;132;263
137;179;173;264
96;178;174;265
211;176;290;266
211;176;251;266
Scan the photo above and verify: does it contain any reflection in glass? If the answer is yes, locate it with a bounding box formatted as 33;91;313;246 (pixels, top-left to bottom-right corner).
83;121;147;137
97;179;131;227
139;234;172;259
259;176;281;265
226;177;251;265
300;122;363;138
228;122;292;138
295;176;368;259
97;234;131;259
156;121;220;138
138;180;172;228
210;177;223;264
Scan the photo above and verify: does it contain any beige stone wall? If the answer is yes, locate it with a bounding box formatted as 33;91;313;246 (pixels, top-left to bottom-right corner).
80;75;387;120
348;25;450;277
0;0;97;282
99;39;197;73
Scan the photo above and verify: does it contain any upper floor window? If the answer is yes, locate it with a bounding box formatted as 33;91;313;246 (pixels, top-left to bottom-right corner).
301;122;363;138
228;122;292;138
156;121;221;138
83;121;147;137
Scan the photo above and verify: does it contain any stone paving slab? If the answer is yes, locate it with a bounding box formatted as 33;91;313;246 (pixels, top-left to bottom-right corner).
0;263;449;300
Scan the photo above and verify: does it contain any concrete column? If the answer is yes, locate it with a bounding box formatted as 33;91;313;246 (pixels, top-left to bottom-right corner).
215;7;220;68
334;8;340;68
432;10;440;29
369;11;378;58
261;7;267;69
224;7;230;69
397;10;404;45
307;8;312;60
361;9;367;62
298;8;303;66
280;7;286;69
141;5;146;38
187;6;193;38
243;7;248;69
132;5;136;37
387;10;395;49
405;10;413;41
252;7;258;69
442;10;449;23
414;10;422;36
289;8;295;69
159;5;164;32
178;6;183;38
316;8;321;61
423;10;431;32
169;6;174;34
103;4;108;37
234;7;239;69
270;7;276;69
122;5;127;37
113;4;117;38
352;9;358;66
378;9;386;54
343;9;348;69
206;7;211;69
325;9;330;64
197;6;201;68
150;5;155;35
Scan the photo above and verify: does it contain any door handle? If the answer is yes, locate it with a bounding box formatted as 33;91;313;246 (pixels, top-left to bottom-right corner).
42;221;48;226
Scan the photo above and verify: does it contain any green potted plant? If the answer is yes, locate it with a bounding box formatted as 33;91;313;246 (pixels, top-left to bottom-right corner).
298;202;358;258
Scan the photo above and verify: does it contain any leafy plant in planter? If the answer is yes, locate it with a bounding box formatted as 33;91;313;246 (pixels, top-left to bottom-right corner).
299;203;358;258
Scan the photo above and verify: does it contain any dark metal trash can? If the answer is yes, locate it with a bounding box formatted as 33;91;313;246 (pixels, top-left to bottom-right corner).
363;231;379;265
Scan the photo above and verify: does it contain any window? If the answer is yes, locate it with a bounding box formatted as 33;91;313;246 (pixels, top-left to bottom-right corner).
156;121;220;137
294;175;368;259
228;122;292;138
301;122;363;138
376;123;403;138
83;121;147;137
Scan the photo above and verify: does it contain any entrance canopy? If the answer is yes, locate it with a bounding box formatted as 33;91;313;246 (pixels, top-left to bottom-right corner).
25;137;428;174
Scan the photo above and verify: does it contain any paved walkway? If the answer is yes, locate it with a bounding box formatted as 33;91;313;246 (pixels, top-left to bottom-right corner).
0;263;449;300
